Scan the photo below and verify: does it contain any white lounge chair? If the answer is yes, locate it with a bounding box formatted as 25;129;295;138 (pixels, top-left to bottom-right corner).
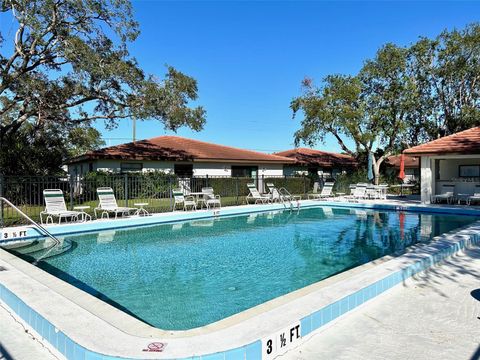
308;182;335;200
246;183;271;204
201;187;221;209
40;189;81;224
344;183;367;202
266;183;301;202
365;184;388;200
172;189;197;211
94;187;136;219
431;184;455;204
467;185;480;205
265;183;282;203
309;182;320;198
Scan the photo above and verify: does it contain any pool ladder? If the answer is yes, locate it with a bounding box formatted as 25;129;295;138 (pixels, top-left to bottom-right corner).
0;197;61;246
278;188;300;211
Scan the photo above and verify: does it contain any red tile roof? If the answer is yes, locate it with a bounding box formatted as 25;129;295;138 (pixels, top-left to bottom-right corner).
404;127;480;155
67;136;295;164
386;155;419;168
274;148;357;168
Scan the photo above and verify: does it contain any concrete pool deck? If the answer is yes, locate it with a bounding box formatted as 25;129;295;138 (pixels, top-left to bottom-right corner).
0;301;59;360
2;245;479;360
283;245;480;360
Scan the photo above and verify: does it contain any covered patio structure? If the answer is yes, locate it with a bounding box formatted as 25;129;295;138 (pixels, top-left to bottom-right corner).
404;126;480;204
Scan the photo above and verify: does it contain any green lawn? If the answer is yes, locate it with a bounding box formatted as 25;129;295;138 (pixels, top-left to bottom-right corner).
1;195;286;227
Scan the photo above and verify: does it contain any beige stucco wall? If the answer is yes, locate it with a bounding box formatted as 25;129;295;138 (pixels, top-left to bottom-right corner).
68;159;174;176
68;160;285;177
420;156;433;204
258;164;284;176
192;163;283;177
192;163;230;176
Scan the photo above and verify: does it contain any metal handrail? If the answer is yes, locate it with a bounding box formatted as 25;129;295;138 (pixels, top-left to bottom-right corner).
0;197;60;246
278;188;295;210
270;187;288;208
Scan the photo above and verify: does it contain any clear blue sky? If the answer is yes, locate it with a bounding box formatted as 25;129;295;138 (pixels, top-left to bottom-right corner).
96;1;480;152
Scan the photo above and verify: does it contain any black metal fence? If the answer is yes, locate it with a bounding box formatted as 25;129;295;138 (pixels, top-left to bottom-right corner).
0;174;321;227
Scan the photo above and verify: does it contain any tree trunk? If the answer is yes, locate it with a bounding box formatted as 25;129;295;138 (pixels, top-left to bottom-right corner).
373;162;381;185
371;156;384;185
372;154;390;185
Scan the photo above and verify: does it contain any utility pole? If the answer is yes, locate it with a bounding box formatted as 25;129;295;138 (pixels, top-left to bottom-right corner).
132;117;136;143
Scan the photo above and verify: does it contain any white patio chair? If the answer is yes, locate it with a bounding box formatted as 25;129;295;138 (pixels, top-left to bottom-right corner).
94;187;136;219
467;185;480;205
365;184;378;199
40;189;81;224
344;183;367;202
201;187;221;209
172;189;196;211
378;184;389;200
246;183;271;204
431;184;455;204
308;182;335;200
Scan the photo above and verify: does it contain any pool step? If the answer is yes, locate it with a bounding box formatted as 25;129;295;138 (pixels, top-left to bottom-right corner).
6;238;75;261
29;240;75;261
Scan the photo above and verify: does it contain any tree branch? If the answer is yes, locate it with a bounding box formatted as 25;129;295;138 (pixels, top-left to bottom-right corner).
331;131;355;156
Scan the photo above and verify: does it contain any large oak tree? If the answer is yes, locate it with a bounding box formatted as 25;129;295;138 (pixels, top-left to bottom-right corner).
407;23;480;142
0;0;206;175
292;44;416;184
292;23;480;184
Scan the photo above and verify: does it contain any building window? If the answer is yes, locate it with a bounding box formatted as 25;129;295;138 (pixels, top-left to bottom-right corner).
174;164;193;177
459;165;480;178
120;162;143;173
231;166;258;178
89;162;94;172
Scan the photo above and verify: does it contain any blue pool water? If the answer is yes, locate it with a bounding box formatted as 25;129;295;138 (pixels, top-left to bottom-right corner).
10;206;478;330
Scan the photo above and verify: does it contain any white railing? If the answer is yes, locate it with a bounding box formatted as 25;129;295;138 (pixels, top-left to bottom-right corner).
278;188;300;211
0;197;60;246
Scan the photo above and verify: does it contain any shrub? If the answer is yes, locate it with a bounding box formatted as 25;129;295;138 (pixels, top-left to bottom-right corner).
82;170;177;200
264;176;310;195
207;177;252;197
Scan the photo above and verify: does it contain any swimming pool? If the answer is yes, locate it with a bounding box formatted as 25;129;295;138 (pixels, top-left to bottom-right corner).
8;206;477;331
